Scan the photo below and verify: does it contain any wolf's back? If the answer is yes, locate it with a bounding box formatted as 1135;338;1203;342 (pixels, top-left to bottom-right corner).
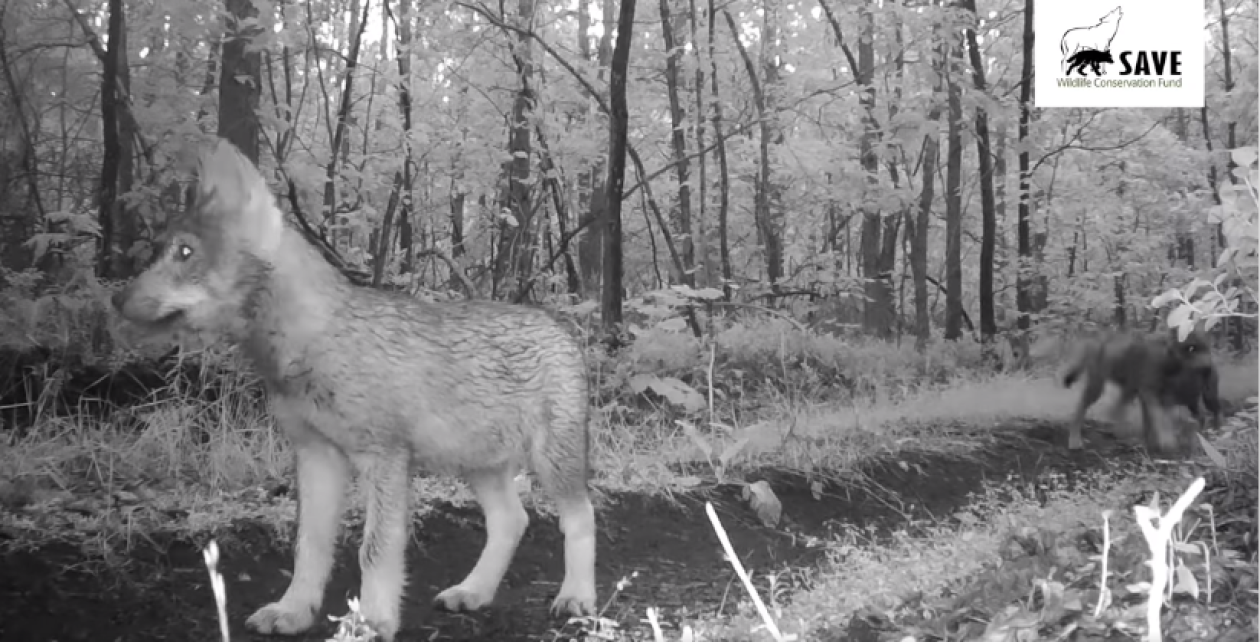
269;289;590;474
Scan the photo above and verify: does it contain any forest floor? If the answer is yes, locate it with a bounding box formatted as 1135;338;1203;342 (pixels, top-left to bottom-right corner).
0;346;1256;642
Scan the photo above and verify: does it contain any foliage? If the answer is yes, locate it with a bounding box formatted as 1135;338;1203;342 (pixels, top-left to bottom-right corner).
0;0;1253;339
1155;146;1260;341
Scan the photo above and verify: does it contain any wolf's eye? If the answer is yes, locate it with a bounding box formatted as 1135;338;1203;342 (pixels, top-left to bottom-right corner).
175;244;194;261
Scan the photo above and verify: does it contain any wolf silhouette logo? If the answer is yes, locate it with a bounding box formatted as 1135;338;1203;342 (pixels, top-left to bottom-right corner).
1065;49;1115;76
1060;6;1123;75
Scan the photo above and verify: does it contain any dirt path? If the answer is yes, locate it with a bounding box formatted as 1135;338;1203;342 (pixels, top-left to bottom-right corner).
0;421;1148;642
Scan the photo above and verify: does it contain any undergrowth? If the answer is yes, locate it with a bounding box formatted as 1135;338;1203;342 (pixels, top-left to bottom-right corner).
1;273;1257;642
0;275;1024;508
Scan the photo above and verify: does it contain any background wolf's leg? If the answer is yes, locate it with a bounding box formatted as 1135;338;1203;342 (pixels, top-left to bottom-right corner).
1138;392;1180;455
1105;389;1132;426
354;451;411;642
435;467;529;612
1069;372;1105;450
246;434;350;636
1203;368;1224;430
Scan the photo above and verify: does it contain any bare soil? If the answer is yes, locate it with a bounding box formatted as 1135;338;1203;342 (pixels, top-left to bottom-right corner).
0;421;1154;642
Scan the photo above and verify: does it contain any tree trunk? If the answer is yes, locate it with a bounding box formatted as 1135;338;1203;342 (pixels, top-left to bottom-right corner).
723;9;782;289
372;0;415;288
913;118;941;350
1218;0;1237;186
189;37;221;208
575;0;598;296
1015;0;1034;331
688;0;708;286
96;0;125;279
962;0;997;340
708;0;732;298
856;0;888;335
759;0;785;290
943;34;964;341
493;0;538;300
580;0;615;297
603;0;636;329
659;0;694;286
994;119;1008;318
911;29;947;350
219;0;262;163
320;0;370;257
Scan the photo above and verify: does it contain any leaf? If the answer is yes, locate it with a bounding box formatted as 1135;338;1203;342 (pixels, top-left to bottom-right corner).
810;480;824;501
656;317;689;332
675;420;713;460
627;374;653;394
1198;434;1227;468
741;480;782;527
691;287;726;300
1172;562;1200;598
641;376;705;413
674;475;703;489
718;437;750;469
1150;288;1182;308
1177;319;1195;342
1185;278;1213;295
1166;303;1194;330
1230;146;1258;169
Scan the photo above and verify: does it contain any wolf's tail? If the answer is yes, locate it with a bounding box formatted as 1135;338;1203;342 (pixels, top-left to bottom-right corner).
1058;344;1090;388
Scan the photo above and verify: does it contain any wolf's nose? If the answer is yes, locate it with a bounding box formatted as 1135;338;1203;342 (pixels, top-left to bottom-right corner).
110;288;128;312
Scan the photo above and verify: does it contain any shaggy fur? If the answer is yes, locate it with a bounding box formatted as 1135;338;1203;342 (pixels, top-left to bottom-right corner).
112;139;597;641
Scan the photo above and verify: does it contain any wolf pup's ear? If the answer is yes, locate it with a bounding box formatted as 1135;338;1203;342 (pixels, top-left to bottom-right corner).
196;138;285;254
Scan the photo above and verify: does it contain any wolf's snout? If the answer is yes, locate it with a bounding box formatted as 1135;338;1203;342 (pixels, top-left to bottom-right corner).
110;285;130;313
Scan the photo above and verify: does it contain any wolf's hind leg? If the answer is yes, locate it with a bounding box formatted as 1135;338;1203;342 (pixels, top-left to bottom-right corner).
434;466;528;612
549;488;596;617
355;451;412;642
1068;371;1106;450
247;436;350;636
534;423;597;617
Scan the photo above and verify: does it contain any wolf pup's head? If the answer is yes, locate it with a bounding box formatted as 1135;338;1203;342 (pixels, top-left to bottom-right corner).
112;139;285;336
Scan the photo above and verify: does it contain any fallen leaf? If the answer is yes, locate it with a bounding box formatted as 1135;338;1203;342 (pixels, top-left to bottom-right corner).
742;480;783;528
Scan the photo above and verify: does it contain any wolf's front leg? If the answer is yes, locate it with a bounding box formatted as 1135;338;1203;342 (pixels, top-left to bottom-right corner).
247;436;350;635
354;451;412;642
435;467;529;611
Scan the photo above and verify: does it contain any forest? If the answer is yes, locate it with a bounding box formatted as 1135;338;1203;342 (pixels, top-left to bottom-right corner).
0;0;1257;640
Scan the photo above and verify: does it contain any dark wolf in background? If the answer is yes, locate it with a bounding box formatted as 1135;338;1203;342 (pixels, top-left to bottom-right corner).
1058;329;1215;453
1160;356;1224;434
111;140;597;641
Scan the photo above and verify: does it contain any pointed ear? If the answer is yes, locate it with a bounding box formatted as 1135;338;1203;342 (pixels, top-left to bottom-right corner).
196;138;284;253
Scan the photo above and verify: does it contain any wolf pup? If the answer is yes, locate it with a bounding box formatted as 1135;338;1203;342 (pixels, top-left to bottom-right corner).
111;139;597;641
1058;328;1214;453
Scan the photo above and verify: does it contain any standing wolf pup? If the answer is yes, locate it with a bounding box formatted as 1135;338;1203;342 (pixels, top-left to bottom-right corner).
111;139;597;641
1058;328;1216;453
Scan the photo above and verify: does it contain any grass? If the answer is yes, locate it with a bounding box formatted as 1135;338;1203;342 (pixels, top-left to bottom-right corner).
1;281;1257;641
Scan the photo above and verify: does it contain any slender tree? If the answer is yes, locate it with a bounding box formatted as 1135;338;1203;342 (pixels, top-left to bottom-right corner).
602;0;636;329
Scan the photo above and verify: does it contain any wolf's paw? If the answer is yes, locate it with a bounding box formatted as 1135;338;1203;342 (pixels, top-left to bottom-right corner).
550;587;597;618
433;584;495;612
1067;433;1084;450
246;600;318;636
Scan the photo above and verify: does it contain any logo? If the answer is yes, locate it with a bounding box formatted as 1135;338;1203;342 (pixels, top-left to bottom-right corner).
1036;0;1204;108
